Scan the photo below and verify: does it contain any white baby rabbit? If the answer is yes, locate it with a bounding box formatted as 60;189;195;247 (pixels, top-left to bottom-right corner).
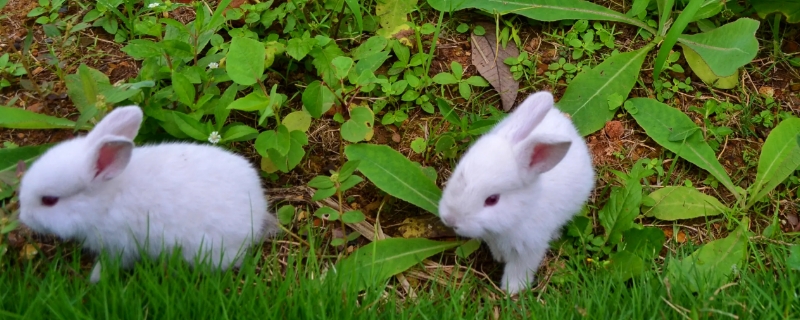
439;91;594;294
18;106;279;283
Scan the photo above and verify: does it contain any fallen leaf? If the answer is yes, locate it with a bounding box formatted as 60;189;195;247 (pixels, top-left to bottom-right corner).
470;22;519;111
676;230;687;243
20;244;38;260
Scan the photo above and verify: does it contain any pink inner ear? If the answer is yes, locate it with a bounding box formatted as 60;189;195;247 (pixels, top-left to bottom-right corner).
529;144;550;168
95;144;122;177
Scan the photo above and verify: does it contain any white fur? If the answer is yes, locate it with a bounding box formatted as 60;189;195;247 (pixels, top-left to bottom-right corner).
18;106;279;282
439;92;595;294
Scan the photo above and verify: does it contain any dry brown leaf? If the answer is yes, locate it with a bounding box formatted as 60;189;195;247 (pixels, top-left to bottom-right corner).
471;22;519;111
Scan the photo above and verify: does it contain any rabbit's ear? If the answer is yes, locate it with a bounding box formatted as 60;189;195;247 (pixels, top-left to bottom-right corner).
88;106;143;141
513;134;571;178
91;137;134;181
493;92;553;143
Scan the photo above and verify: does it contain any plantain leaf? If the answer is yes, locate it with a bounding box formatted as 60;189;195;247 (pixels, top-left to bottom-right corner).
748;117;800;208
626;98;739;200
345;144;442;215
559;44;653;136
333;238;460;291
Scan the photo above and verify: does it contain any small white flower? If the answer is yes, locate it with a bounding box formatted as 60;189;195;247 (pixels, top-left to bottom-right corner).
148;3;160;8
207;62;219;69
208;131;221;144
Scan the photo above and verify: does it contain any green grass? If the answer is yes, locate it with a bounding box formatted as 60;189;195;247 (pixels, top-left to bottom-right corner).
1;240;797;319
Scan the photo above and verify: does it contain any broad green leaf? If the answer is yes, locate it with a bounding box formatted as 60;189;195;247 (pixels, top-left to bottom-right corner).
286;32;315;60
302;80;335;118
331;56;354;80
171;112;208;141
559;44;653;136
605;251;645;281
342;210;366;223
0;106;85;130
171;72;195;107
375;0;416;41
789;245;800;271
426;0;652;31
652;0;704;80
351;36;388;60
455;239;482;258
121;39;163;59
627;0;650;17
341;107;375;143
226;37;265;86
338;160;361;182
345;144;442;215
643;186;726;220
354;51;391;77
599;182;642;245
676;18;759;77
308;176;335;189
437;98;461;128
272;125;292;156
622;227;666;260
312;187;337;201
667;218;749;292
340;175;363;191
626;98;739;200
681;45;738;89
228;91;270;112
277;205;295;225
749;117;800;207
282;111;312;132
333;238;459;291
692;0;724;21
432;73;458;85
0;144;53;173
753;0;800;23
221;125;258;142
65;64;108;114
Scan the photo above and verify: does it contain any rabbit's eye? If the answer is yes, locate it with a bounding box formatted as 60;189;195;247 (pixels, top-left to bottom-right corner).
41;196;59;207
484;194;499;207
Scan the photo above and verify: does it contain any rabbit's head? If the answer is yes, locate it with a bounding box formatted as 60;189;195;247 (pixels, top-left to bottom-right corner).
438;92;573;239
18;106;143;239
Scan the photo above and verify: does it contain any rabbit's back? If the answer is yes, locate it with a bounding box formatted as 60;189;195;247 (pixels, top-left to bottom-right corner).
93;142;272;267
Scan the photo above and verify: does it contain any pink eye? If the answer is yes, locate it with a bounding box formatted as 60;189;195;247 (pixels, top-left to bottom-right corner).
41;196;59;207
484;194;499;207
